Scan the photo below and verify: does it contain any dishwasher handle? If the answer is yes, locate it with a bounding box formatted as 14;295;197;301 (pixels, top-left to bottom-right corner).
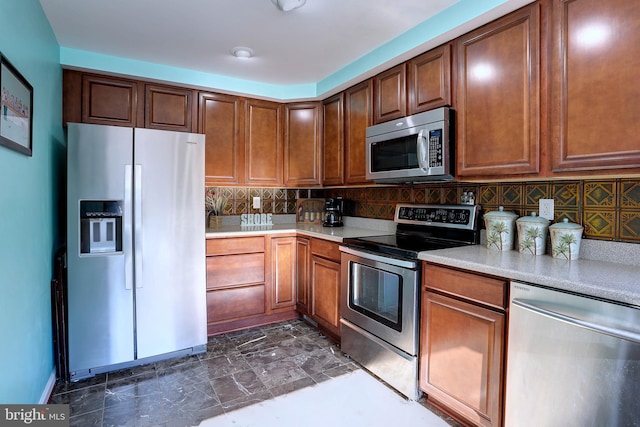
513;298;640;345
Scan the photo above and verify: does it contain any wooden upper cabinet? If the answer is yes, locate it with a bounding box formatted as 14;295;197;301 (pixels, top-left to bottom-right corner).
322;93;345;186
407;43;453;115
245;99;283;186
456;3;541;178
284;102;322;187
144;84;195;132
550;0;640;174
344;80;373;185
199;92;245;185
81;74;138;127
63;70;196;132
374;64;406;124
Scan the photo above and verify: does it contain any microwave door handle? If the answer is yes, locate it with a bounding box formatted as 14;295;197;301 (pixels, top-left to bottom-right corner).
417;130;429;171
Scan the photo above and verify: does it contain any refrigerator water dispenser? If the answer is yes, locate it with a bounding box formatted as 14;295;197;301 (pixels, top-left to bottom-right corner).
80;200;123;254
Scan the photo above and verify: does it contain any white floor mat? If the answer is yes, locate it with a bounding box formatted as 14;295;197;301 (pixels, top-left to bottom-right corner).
199;369;449;427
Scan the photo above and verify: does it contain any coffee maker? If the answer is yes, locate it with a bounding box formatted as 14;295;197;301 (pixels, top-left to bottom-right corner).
323;197;344;227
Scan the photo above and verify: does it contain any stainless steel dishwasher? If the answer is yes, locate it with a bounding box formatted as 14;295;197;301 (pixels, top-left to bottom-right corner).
505;281;640;427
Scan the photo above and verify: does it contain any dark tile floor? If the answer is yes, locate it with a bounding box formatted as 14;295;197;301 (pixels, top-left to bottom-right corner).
51;319;461;427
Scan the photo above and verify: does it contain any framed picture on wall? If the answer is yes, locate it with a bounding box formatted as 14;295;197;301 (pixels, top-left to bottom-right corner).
0;53;33;156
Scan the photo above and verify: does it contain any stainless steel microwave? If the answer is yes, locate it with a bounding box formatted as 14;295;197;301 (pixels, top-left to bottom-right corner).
366;107;453;183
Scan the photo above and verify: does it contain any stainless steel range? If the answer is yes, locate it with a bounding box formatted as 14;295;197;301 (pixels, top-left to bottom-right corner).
339;203;480;400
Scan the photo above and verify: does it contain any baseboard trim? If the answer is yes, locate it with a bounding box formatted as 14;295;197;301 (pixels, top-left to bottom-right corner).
40;369;57;404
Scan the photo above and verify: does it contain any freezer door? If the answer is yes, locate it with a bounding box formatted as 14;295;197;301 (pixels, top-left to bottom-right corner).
133;128;207;358
67;123;135;373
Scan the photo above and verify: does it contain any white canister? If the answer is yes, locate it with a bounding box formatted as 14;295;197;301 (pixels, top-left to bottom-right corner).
484;206;518;251
516;212;550;256
549;218;583;260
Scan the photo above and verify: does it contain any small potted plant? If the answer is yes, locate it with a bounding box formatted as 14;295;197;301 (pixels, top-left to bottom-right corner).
206;191;226;229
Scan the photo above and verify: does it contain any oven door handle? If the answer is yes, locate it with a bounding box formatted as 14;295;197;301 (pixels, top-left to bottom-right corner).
339;245;419;269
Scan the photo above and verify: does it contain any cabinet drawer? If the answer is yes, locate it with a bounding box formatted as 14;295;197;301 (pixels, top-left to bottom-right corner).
423;264;507;310
207;253;264;288
206;236;264;255
206;285;266;322
311;238;340;262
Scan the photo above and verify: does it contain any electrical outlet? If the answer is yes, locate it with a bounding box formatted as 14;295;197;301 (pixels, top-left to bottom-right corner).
539;199;554;221
252;196;261;209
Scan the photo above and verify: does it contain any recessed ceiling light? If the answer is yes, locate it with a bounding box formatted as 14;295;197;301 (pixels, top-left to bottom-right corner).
231;47;254;59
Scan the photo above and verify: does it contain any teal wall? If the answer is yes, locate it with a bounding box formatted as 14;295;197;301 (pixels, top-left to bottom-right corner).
0;0;64;403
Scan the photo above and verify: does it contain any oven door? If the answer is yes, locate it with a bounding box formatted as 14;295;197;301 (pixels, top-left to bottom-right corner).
340;246;420;356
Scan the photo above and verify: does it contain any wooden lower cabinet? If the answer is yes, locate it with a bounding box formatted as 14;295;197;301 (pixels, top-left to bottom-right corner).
309;238;341;340
206;284;266;323
296;237;311;315
205;234;340;338
205;235;297;335
270;236;297;310
420;263;507;427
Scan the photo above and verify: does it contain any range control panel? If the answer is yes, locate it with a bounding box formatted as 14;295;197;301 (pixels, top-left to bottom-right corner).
395;204;479;230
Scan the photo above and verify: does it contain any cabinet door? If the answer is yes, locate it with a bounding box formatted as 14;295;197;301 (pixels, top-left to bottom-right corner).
420;291;504;427
456;3;540;178
322;93;344;186
63;70;82;125
407;44;452;115
374;64;406;124
144;84;195;132
550;0;640;173
310;255;341;338
270;237;296;310
199;92;245;185
284;102;322;187
296;237;311;315
245;99;283;186
81;74;138;127
344;80;373;185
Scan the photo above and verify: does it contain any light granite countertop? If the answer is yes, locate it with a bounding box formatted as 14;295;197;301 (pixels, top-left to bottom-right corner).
205;216;394;243
206;214;640;307
419;245;640;307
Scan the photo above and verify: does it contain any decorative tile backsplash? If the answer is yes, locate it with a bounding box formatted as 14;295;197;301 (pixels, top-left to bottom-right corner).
207;178;640;243
205;187;297;216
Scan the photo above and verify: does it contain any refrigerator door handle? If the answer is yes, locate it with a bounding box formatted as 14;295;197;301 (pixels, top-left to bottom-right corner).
124;165;134;290
134;165;143;289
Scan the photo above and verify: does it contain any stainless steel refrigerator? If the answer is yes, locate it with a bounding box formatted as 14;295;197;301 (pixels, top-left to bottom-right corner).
66;122;207;381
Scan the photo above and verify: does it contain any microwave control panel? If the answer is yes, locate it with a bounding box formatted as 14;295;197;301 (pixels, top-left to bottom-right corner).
428;129;443;167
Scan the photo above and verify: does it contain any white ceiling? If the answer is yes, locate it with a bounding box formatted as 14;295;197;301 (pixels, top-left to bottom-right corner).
39;0;530;96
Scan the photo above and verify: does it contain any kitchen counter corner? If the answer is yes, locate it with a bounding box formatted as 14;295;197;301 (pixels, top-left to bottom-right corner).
206;222;391;243
419;245;640;307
